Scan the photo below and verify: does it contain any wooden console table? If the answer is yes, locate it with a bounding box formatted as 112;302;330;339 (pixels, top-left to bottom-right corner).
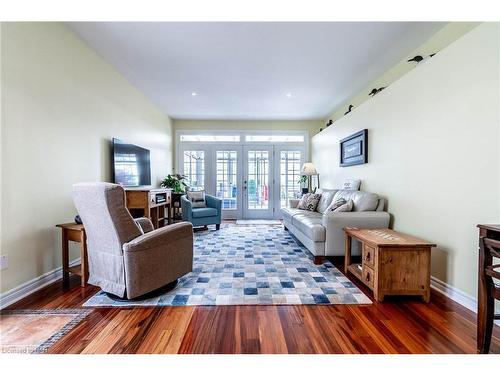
344;227;436;302
56;223;88;288
125;188;172;229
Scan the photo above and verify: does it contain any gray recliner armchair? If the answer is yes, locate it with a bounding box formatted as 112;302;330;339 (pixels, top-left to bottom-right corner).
72;182;193;299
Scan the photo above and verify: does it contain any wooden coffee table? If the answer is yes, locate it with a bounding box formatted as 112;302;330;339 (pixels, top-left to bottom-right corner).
344;227;436;302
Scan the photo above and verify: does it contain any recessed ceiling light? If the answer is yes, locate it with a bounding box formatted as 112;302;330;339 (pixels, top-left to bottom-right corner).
286;93;292;98
191;92;197;96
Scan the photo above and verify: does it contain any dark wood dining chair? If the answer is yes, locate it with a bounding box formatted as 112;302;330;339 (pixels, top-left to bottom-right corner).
478;236;500;353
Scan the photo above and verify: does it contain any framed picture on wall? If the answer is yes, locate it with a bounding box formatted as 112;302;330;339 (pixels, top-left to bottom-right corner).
339;129;368;167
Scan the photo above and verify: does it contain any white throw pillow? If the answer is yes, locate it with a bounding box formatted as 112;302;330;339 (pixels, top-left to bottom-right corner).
187;190;206;208
342;179;361;191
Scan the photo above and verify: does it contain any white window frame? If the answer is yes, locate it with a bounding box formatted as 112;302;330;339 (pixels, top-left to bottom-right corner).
176;129;308;167
176;129;308;219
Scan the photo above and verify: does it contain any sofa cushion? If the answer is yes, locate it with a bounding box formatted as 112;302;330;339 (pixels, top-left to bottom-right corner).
332;190;379;212
281;207;304;222
297;193;321;211
192;207;218;218
292;215;326;242
291;210;322;226
315;188;338;214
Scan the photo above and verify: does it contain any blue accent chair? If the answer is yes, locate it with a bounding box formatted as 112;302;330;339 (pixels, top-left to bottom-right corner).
181;194;222;230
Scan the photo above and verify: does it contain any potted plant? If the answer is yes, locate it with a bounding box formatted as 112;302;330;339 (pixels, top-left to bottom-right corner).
160;174;188;193
298;175;309;195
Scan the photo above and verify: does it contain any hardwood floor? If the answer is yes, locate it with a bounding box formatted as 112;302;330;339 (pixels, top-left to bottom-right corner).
3;257;500;354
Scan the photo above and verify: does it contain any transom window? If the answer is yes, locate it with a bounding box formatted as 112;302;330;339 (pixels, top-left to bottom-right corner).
245;135;304;143
179;132;305;144
180;134;240;142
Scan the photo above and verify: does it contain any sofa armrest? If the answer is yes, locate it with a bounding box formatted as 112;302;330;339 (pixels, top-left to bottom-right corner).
289;199;300;208
134;217;154;234
322;211;390;256
123;222;193;253
322;211;390;228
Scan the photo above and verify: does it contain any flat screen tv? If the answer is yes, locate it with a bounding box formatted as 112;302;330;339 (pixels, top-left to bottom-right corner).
112;138;151;187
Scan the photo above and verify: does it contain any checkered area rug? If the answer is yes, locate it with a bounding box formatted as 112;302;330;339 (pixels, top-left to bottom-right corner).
83;225;371;307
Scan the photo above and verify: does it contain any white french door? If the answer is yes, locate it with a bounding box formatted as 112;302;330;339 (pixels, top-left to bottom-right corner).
273;146;305;218
242;146;274;219
177;132;306;220
214;148;242;219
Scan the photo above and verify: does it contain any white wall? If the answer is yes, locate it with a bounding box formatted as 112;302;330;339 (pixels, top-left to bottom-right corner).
312;23;500;298
0;23;173;293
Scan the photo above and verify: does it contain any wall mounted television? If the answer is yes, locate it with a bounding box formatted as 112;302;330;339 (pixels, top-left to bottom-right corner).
112;138;151;187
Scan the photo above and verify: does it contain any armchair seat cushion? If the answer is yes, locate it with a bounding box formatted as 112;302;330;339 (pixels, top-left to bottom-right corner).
192;207;219;218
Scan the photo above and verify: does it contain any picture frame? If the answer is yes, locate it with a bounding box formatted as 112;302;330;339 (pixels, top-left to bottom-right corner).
339;129;368;167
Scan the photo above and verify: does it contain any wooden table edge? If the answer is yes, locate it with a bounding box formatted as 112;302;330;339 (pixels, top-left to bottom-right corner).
343;227;437;248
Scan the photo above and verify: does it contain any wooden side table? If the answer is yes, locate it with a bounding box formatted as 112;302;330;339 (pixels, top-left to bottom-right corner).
344;227;436;302
171;192;183;222
56;223;88;288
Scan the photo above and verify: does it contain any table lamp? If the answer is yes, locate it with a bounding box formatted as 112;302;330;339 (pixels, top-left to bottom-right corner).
301;162;319;193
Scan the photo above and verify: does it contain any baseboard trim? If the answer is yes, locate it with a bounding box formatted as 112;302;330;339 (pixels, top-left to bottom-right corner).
430;275;500;328
0;258;81;309
430;276;477;312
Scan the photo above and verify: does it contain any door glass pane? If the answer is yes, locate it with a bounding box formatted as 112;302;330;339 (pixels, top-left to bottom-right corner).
216;151;238;210
280;151;302;208
183;151;205;189
247;151;269;210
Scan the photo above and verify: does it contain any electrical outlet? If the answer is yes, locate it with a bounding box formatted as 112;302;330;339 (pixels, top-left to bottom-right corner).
0;255;8;271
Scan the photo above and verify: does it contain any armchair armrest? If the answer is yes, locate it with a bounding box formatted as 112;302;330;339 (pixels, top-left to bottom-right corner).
180;195;192;221
205;194;222;210
123;222;193;253
122;222;194;299
134;217;154;234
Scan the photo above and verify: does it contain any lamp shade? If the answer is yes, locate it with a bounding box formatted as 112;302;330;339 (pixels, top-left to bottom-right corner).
301;163;318;176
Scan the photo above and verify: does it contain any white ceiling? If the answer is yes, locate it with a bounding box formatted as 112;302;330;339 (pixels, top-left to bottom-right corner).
68;22;444;120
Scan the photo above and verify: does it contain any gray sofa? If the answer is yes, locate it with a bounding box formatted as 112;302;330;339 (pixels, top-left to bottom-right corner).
282;188;390;263
72;182;194;299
